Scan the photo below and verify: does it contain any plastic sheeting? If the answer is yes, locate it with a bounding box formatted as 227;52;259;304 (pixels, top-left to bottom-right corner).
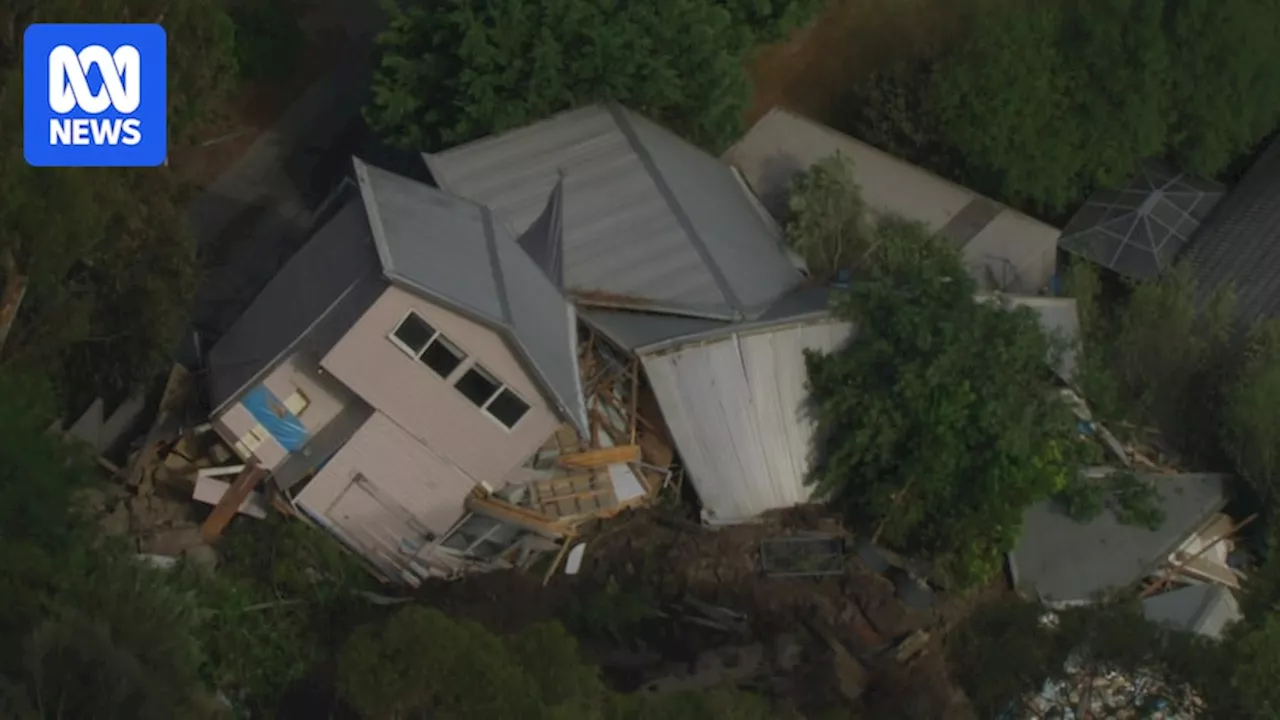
242;385;310;452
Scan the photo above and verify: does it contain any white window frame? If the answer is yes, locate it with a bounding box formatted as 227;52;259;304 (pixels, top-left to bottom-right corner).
283;389;309;416
387;310;467;380
440;513;523;560
453;363;530;431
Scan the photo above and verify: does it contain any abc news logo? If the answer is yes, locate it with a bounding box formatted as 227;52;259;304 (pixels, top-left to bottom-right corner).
23;24;167;168
48;44;143;147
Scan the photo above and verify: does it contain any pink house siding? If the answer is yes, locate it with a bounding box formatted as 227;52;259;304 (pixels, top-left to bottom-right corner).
320;285;559;485
295;411;476;542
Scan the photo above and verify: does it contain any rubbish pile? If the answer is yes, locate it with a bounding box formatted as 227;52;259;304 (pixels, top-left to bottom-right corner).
1014;656;1202;720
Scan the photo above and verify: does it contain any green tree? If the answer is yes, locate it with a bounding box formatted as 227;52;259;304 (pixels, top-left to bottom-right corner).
1221;324;1280;500
715;0;827;44
783;153;874;278
0;0;234;405
805;226;1083;587
338;606;548;718
928;0;1169;211
365;0;751;153
857;0;1280;213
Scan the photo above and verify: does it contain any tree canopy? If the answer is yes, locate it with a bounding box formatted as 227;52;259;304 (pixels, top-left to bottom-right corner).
805;226;1083;587
854;0;1280;213
364;0;754;153
0;0;237;407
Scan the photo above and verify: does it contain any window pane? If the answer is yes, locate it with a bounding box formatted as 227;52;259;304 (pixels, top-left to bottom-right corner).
442;514;501;551
456;366;500;407
486;389;529;428
420;336;465;378
393;313;434;353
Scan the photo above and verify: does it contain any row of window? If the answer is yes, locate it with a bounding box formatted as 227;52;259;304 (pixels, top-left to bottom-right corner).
391;311;530;429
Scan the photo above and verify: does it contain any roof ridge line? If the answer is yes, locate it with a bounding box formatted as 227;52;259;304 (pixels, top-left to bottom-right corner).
480;206;513;327
607;104;746;319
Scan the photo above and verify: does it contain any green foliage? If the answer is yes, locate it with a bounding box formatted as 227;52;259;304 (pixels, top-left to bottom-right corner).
805;225;1083;587
715;0;827;44
1065;262;1241;463
783;153;874;278
365;0;752;153
950;597;1072;717
0;0;235;403
606;687;775;720
1221;323;1280;500
1213;613;1280;718
229;0;304;82
1055;471;1165;531
852;0;1280;213
566;583;662;644
338;605;547;718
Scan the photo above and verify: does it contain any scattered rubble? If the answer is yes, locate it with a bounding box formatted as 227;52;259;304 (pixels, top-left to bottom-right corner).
1013;655;1202;720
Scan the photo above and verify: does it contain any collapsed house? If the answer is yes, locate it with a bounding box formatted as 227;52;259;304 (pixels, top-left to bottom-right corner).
203;157;670;584
199;103;1091;578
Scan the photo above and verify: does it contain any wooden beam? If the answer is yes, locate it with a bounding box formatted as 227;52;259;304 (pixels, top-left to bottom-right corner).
200;463;266;542
558;445;641;468
628;359;640;445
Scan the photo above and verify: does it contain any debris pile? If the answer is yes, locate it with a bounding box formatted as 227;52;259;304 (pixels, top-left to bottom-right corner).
1014;657;1202;720
462;329;676;576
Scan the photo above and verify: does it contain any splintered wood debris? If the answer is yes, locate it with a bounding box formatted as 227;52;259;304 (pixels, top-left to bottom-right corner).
466;329;674;543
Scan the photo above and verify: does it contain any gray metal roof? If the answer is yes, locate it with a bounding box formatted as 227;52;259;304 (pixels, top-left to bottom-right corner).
1009;473;1229;605
424;103;802;321
516;176;565;287
354;158;588;436
1181;137;1280;324
207;196;383;413
1061;161;1224;279
582;284;836;353
1142;583;1241;640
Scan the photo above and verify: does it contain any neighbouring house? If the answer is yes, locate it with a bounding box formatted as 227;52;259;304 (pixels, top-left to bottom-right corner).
1058;161;1225;280
724;106;1062;295
205;155;668;584
1008;472;1242;611
1060;136;1280;325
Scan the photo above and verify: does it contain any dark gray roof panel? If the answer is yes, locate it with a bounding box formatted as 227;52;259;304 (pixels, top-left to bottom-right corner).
424;103;803;320
619;108;803;318
517;178;565;287
1142;583;1241;639
1009;473;1229;604
354;158;588;435
581;309;730;352
207;198;382;412
1061;161;1225;279
1181;137;1280;324
357;160;505;323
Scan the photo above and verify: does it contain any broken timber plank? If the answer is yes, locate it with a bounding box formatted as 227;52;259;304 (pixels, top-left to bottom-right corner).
200;463;266;542
558;445;641;468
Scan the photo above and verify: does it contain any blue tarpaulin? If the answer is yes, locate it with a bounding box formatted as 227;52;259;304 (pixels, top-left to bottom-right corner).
242;385;310;452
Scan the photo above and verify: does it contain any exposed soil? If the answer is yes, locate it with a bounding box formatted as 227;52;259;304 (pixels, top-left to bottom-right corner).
746;0;977;127
420;505;1003;718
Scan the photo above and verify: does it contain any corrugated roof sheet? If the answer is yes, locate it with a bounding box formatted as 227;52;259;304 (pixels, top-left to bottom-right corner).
725;107;1061;294
1061;161;1224;280
1180;137;1280;324
207;197;383;412
354;158;588;436
1142;583;1241;639
1009;473;1229;605
424;103;802;320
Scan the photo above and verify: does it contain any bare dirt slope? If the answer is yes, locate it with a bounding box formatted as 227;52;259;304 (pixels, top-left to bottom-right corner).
746;0;975;127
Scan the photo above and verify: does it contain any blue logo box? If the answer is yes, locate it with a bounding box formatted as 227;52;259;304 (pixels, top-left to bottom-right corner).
24;23;167;168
